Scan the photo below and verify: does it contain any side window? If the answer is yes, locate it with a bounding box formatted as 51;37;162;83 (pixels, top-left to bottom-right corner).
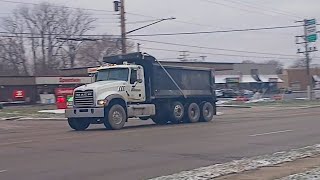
130;69;138;84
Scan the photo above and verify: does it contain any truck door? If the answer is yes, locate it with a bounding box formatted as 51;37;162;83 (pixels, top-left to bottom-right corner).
129;67;146;102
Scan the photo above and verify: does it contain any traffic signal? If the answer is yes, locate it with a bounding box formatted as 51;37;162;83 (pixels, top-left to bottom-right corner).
114;1;120;12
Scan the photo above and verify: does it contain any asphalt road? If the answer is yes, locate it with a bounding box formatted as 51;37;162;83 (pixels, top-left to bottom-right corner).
1;107;320;180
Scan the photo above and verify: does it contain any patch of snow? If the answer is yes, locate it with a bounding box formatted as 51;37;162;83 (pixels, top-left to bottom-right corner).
150;144;320;180
278;167;320;180
38;109;65;114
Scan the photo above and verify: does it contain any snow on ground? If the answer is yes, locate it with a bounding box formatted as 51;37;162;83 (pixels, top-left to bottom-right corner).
278;167;320;180
150;144;320;180
38;109;65;114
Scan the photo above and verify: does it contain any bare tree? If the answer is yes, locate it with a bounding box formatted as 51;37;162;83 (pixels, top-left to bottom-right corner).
58;9;96;68
1;11;30;76
1;2;96;75
265;60;284;74
0;38;30;76
290;58;309;68
241;60;255;64
77;37;133;67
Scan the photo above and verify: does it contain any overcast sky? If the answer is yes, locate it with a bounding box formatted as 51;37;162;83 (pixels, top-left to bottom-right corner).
1;0;320;66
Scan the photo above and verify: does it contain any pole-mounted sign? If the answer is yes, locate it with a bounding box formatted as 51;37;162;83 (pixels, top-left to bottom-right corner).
305;19;317;42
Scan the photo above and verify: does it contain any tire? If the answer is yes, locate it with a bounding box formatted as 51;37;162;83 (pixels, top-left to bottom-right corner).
186;103;200;123
200;102;214;122
68;118;90;131
151;113;169;125
104;104;127;130
169;101;184;124
151;104;169;125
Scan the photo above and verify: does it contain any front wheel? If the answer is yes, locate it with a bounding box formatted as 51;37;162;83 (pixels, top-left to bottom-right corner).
68;118;90;131
104;104;127;130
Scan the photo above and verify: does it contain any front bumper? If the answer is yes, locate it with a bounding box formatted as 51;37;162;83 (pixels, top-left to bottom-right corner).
65;108;104;118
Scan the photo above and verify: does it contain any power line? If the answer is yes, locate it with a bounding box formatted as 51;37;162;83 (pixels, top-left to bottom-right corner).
0;23;310;37
225;0;302;19
0;31;119;37
158;56;203;61
199;0;294;20
130;38;300;57
125;11;220;28
127;24;304;37
141;46;300;60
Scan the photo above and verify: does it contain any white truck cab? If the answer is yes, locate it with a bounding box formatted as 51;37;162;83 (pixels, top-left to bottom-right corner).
66;63;155;130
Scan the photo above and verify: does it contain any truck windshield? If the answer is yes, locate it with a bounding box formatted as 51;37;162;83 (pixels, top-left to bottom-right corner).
96;68;129;82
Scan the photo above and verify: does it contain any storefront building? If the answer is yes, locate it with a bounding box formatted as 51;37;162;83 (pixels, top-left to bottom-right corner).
215;63;283;92
0;76;92;104
281;68;320;91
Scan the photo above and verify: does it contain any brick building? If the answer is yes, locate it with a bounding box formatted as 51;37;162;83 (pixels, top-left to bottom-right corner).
281;68;320;91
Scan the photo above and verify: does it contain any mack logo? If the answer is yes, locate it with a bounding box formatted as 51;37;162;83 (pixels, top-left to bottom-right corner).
76;92;93;97
76;93;86;97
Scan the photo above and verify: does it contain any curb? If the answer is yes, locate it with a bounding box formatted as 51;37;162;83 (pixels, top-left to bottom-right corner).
217;105;252;108
18;117;67;121
1;117;66;121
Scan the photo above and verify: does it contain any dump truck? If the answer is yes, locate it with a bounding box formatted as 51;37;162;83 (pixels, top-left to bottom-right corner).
66;52;216;130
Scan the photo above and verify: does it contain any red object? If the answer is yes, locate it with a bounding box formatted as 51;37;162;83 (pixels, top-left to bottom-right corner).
236;96;248;102
273;95;283;101
12;90;25;100
57;96;66;103
55;88;74;109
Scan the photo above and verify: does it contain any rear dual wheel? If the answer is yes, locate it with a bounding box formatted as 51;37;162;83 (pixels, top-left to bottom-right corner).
152;101;214;125
185;102;214;123
185;103;201;123
169;101;185;124
200;102;214;122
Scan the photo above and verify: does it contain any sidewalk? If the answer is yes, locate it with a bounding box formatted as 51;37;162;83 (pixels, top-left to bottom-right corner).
0;105;65;121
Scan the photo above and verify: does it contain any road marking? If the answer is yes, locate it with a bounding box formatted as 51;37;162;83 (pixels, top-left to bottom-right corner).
249;130;293;137
0;170;7;173
0;140;33;146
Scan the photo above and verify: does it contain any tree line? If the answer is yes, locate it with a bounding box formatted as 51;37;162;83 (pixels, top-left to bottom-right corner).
0;2;132;76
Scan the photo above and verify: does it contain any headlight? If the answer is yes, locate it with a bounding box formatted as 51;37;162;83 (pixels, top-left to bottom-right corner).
97;99;107;106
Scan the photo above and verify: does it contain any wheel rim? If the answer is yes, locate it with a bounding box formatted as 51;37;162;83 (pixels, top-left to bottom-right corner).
112;110;123;125
203;103;213;120
190;108;195;117
174;105;183;118
204;107;210;117
188;103;200;122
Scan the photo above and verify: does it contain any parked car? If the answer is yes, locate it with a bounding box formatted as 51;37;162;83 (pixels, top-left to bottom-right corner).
215;90;223;97
219;89;238;98
243;89;254;96
279;88;292;94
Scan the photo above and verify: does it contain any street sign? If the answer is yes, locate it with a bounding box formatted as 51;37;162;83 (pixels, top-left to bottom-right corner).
305;19;317;42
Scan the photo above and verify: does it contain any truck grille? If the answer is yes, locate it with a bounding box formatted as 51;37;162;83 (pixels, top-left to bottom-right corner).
74;90;94;107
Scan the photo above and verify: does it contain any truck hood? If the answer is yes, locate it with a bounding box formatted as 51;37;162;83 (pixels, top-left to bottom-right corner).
75;81;126;92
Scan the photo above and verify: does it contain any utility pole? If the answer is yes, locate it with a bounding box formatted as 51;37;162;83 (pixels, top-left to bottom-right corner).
120;0;126;54
296;19;318;100
114;0;126;54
